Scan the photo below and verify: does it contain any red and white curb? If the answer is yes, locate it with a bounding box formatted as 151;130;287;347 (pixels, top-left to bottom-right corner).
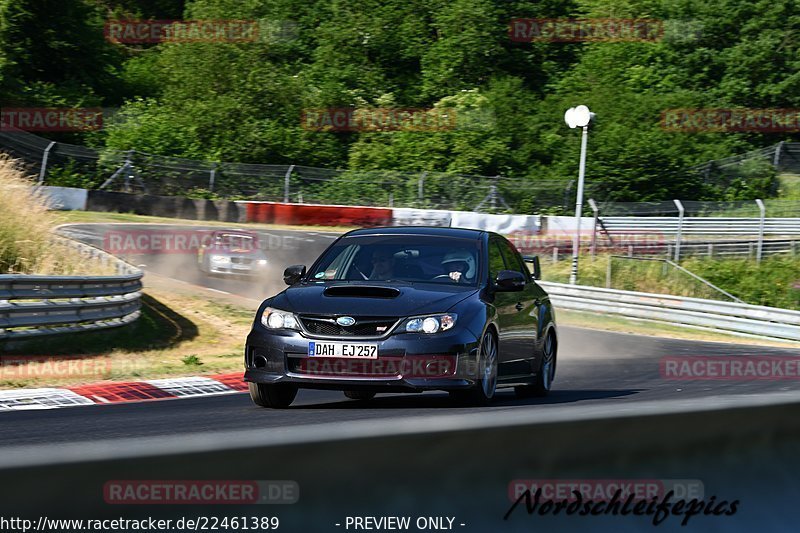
0;373;247;411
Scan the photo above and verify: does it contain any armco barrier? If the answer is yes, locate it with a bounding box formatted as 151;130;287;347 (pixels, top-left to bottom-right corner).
241;201;392;226
0;240;143;340
540;281;800;341
600;216;800;235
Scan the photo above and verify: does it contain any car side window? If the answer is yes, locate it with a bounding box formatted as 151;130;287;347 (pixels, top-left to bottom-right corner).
498;238;528;279
487;239;506;282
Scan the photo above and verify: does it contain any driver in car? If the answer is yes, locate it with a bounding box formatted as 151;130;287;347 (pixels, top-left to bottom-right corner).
440;250;475;283
368;250;396;280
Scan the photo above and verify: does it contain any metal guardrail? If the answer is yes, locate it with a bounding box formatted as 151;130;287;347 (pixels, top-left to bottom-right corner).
656;238;800;258
540;281;800;342
543;237;800;260
0;240;143;340
599;216;800;235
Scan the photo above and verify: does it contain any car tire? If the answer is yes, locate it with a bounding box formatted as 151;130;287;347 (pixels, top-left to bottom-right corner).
344;391;376;401
248;382;298;408
451;329;498;406
516;329;556;398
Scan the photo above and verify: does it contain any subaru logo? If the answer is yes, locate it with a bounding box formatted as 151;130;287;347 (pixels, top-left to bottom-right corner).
336;316;356;326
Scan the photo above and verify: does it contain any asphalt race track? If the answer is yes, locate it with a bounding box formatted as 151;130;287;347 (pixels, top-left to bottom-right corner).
2;223;798;446
2;224;800;532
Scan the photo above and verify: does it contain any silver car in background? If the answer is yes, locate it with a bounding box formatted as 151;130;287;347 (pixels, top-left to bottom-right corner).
198;230;268;276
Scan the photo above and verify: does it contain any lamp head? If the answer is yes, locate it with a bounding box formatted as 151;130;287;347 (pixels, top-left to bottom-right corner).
564;105;595;128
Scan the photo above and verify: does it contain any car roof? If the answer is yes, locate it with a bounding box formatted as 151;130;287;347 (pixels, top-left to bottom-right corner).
213;229;256;236
343;226;485;240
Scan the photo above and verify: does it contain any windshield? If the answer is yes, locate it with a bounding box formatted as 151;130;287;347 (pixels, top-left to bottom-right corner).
309;235;481;286
215;234;256;249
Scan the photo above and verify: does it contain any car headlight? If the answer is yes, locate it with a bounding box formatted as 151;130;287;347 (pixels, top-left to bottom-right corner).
257;259;267;265
210;254;231;264
260;307;300;330
400;313;457;334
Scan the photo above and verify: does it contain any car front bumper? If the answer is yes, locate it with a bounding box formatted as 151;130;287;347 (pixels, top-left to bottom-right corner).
208;261;268;275
244;326;482;392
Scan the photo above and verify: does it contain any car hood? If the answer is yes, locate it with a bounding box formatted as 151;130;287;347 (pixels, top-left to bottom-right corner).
204;245;266;257
271;281;477;317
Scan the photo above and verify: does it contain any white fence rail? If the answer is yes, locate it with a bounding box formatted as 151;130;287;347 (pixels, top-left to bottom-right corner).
540;281;800;342
599;216;800;235
0;241;143;341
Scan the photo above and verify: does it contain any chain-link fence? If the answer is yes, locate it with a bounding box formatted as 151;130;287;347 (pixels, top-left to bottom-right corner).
0;127;572;213
1;126;798;213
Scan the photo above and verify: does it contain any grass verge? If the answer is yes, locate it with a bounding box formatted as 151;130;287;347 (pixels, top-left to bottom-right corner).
0;283;254;389
0;156;111;275
57;209;354;234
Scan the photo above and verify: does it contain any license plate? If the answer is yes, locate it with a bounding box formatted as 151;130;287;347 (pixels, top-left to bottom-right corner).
308;342;378;359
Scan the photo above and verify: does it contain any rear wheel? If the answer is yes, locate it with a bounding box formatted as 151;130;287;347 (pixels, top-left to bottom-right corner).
451;330;498;406
344;391;376;401
248;382;298;408
516;330;556;398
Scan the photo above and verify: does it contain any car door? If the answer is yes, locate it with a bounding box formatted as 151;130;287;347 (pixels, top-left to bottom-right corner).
496;236;539;378
487;237;514;377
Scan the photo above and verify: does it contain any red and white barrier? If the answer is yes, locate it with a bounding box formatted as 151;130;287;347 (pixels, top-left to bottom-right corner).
240;201;392;227
239;202;542;233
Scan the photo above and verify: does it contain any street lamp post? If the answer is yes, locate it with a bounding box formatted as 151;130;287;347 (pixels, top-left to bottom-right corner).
564;105;595;285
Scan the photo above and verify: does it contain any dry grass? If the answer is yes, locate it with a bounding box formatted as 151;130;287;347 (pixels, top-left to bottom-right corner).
0;155;109;275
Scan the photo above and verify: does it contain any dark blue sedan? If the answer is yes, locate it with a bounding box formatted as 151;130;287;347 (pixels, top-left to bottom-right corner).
244;226;557;407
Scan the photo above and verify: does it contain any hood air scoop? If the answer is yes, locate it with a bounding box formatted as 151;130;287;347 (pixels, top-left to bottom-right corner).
323;285;401;299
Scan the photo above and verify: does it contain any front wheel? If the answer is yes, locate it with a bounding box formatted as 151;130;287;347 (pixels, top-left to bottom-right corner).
516;330;556;398
249;382;298;408
451;330;498;406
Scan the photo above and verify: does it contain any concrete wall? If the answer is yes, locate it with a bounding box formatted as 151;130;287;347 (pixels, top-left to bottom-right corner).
391;207;541;233
542;215;595;234
86;191;243;223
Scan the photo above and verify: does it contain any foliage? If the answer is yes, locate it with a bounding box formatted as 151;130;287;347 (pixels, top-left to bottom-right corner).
2;0;799;202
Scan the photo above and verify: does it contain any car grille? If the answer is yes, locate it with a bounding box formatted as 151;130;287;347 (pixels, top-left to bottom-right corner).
299;315;399;338
231;257;252;265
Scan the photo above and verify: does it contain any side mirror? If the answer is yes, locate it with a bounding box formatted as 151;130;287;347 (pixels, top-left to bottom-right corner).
523;255;541;280
283;264;306;285
495;270;526;292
